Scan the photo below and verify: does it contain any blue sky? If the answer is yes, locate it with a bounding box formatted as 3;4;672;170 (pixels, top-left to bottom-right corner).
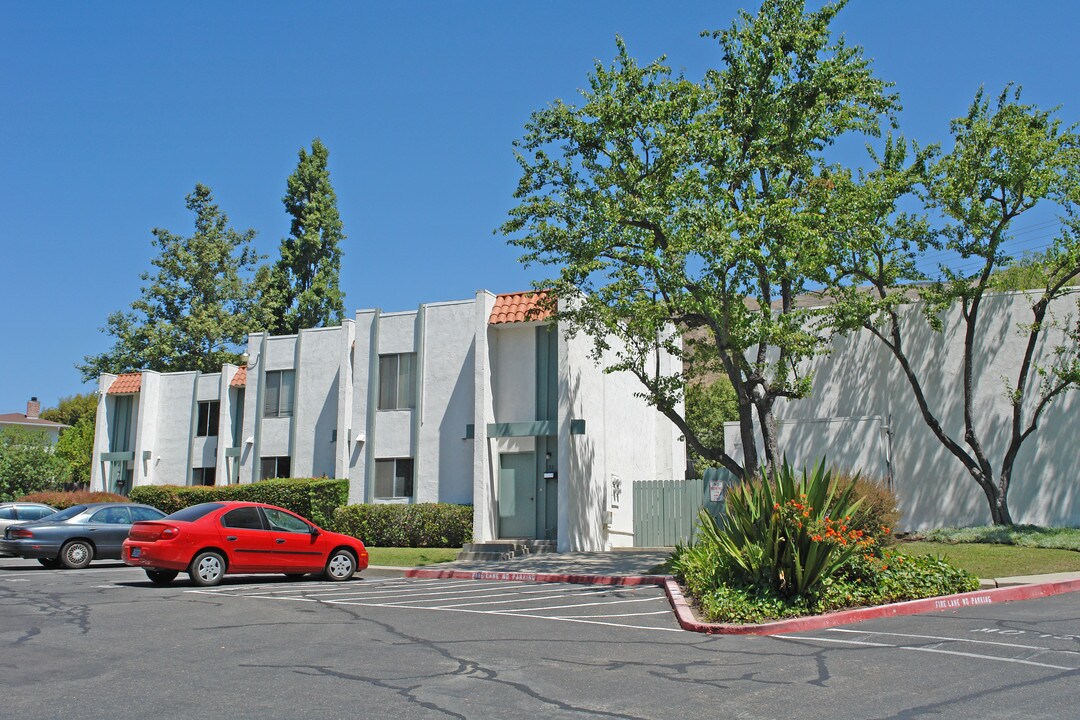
2;1;1078;413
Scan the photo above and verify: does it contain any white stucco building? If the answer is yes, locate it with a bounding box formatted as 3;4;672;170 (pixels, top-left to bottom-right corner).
90;290;685;551
726;289;1079;530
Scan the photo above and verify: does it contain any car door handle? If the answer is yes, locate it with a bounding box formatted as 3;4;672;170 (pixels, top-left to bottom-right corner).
226;536;238;541
275;538;286;544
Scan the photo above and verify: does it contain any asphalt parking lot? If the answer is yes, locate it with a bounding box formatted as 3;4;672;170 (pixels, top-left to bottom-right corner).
3;558;1079;719
189;576;681;633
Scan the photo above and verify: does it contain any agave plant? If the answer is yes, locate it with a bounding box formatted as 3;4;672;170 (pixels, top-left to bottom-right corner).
708;459;872;597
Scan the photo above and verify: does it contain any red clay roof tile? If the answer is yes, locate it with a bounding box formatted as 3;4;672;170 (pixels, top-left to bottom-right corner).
230;366;247;388
107;373;142;395
489;290;554;325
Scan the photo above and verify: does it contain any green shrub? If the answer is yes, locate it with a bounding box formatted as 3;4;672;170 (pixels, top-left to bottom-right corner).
918;525;1080;551
18;490;128;510
332;503;473;547
706;460;870;597
128;478;348;527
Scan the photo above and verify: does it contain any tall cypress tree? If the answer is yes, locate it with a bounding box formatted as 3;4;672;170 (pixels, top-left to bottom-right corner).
267;138;347;334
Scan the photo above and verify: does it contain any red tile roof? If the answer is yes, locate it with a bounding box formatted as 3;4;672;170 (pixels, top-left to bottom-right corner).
107;373;142;395
489;290;554;325
230;366;247;388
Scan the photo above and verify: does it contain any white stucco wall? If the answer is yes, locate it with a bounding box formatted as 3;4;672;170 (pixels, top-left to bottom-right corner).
772;290;1080;529
418;299;475;504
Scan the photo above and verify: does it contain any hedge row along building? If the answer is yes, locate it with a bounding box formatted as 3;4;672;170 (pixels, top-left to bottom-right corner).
89;290;686;552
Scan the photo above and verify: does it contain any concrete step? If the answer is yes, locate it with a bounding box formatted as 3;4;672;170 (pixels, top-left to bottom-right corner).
460;542;528;554
455;551;518;562
526;540;556;554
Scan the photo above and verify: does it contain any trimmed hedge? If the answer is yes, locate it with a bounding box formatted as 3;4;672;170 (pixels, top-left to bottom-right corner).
17;490;128;510
332;503;472;547
128;478;348;528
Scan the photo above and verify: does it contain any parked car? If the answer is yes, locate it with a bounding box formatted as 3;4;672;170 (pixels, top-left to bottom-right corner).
0;502;58;556
123;501;369;587
0;502;166;569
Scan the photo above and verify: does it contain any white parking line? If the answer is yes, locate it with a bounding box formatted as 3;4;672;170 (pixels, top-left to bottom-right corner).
556;610;672;619
428;588;615;609
826;628;1080;657
498;596;661;613
774;634;1077;671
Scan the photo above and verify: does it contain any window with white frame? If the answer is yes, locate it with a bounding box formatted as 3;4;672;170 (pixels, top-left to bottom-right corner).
377;353;416;410
196;400;220;437
264;370;295;418
260;456;291;479
374;458;414;499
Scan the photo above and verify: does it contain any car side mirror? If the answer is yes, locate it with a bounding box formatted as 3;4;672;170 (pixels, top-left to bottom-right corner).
310;526;320;537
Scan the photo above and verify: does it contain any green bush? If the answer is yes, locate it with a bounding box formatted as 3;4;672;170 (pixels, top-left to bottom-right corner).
18;490;128;510
917;525;1080;552
128;478;348;527
695;460;870;597
332;503;472;547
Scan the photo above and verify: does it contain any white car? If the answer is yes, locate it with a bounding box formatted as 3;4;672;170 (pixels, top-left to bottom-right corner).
0;502;58;555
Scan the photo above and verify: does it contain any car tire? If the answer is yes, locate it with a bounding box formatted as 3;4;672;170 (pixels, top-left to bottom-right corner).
284;573;306;581
145;569;179;585
38;558;63;569
324;549;356;582
188;551;226;587
60;540;94;569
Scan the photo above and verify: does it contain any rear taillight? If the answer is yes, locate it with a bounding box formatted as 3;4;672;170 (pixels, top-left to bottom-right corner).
9;528;34;539
128;524;180;541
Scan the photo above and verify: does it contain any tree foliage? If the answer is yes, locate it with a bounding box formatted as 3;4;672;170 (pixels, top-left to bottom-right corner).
825;87;1080;525
0;427;67;501
78;184;265;380
40;393;98;427
41;393;99;488
501;0;896;477
265;138;347;334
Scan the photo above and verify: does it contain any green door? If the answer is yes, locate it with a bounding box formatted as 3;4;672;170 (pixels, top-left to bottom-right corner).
498;452;537;539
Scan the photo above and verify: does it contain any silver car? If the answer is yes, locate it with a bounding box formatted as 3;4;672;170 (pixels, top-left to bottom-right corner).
0;502;164;569
0;502;57;555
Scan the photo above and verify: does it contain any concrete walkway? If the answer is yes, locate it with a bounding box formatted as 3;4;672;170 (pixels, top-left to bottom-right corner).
366;548;1080;588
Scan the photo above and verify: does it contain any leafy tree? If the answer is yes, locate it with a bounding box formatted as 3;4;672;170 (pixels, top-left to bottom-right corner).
265;138;346;334
826;87;1080;525
41;393;99;488
0;427;67;501
40;392;98;427
685;378;739;473
78;184;265;380
501;0;896;477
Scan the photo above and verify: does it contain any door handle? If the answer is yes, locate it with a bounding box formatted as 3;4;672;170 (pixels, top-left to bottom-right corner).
275;538;286;544
226;536;238;541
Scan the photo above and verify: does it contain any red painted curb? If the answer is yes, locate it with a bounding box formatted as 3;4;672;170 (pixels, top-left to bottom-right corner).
665;576;1080;635
403;567;667;587
402;567;1080;635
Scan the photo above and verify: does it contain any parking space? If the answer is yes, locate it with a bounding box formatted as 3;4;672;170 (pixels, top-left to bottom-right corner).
774;593;1080;672
188;575;683;632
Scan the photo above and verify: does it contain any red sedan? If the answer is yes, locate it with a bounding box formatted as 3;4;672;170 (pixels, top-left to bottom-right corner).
123;501;368;586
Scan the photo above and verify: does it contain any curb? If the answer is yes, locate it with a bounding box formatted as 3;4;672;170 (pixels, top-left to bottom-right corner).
402;566;1080;635
665;576;1080;635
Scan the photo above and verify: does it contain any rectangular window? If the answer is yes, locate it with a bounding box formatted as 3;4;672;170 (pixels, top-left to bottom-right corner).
196;401;220;437
192;467;216;486
264;370;295;418
260;456;291;480
377;353;416;410
374;458;414;498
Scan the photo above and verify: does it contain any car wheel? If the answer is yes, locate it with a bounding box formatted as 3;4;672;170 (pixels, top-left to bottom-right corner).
188;551;226;587
284;573;306;581
38;558;62;569
324;549;356;582
60;540;94;569
145;569;179;585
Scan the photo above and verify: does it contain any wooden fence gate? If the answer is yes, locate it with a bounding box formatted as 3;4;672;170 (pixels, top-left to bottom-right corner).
632;468;731;547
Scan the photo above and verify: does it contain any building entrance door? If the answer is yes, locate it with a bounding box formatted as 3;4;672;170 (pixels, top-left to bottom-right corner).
498;452;537;539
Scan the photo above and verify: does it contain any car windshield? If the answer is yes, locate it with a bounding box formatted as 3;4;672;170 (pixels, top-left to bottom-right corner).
166;503;225;522
48;505;88;522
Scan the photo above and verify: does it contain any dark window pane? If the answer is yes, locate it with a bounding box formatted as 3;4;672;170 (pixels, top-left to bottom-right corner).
130;506;166;522
378;356;396;410
0;508;14;520
222;507;264;530
166;503;223;522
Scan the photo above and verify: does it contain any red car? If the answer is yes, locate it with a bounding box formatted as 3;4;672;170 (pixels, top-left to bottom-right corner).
123;501;368;586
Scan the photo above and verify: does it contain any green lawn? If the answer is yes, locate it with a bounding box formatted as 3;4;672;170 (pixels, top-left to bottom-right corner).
895;541;1080;579
366;547;460;567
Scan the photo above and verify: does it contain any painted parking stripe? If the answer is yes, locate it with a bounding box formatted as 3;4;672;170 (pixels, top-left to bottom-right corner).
826;627;1080;656
774;634;1077;671
305;580;566;601
556;610;672;619
424;587;623;609
497;596;662;613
